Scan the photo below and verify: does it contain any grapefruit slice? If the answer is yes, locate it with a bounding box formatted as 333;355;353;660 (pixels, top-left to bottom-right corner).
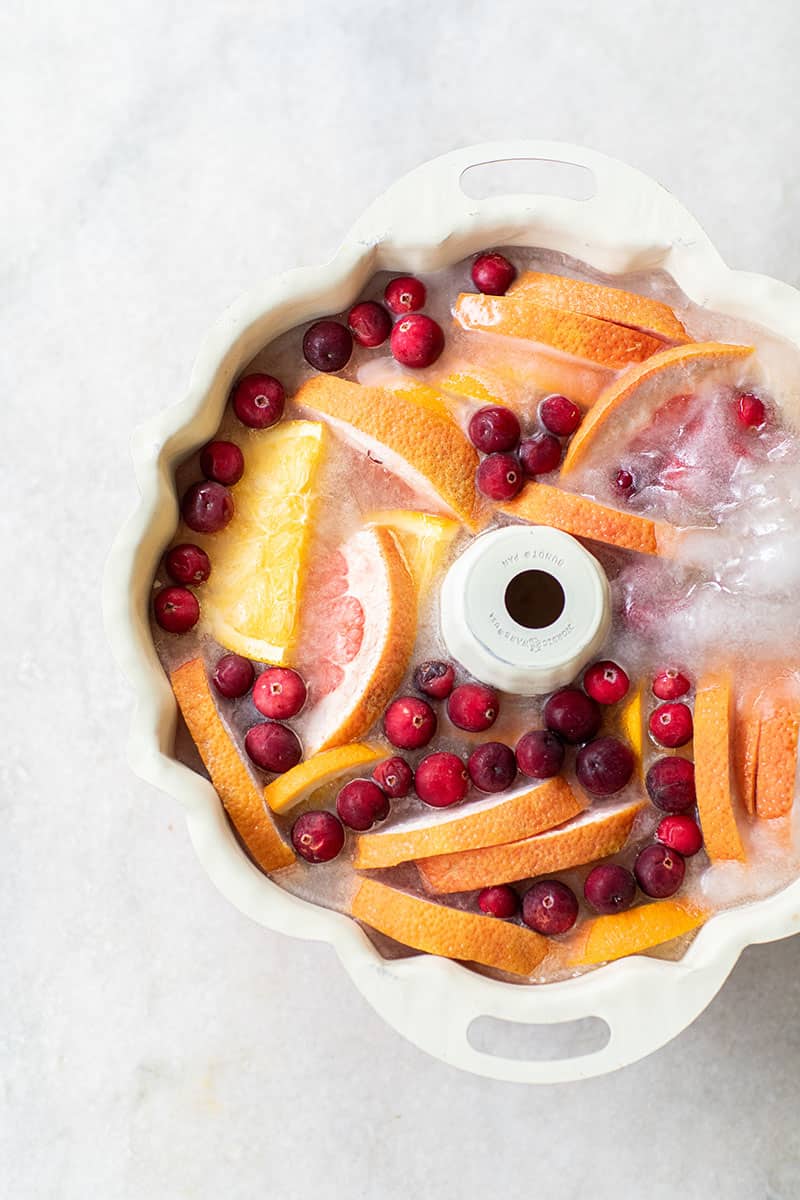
734;708;761;816
570;900;706;966
263;742;383;814
354;777;584;871
508;271;690;343
366;509;459;604
170;658;294;872
755;706;800;819
500;481;667;556
694;675;746;861
350;878;549;976
294;525;416;755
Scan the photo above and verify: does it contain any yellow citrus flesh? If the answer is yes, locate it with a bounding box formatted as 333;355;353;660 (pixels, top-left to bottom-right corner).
366;509;460;603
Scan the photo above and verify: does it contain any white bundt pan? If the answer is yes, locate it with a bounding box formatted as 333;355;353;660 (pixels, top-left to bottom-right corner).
104;142;800;1082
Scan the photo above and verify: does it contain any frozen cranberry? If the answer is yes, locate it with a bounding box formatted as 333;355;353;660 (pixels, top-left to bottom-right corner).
544;688;601;744
614;468;636;497
737;392;766;429
390;314;444;369
649;702;693;748
384;696;437;749
413;660;455;700
478;885;519;918
519;433;562;477
576;737;634;797
291;810;345;863
516;729;565;779
447;683;499;732
645;757;696;813
384;275;426;314
244;722;302;773
652;669;691;701
373;756;414;798
212;653;254;699
231;373;285;429
635;843;685;898
154;586;199;633
584;864;636;914
336;779;390;830
303;320;353;372
476;452;523;501
181;481;234;533
468;406;521;453
347;300;392;347
471;251;516;296
415;751;469;808
164;543;211;585
468;742;517;792
584;660;630;705
540;394;582;437
253;667;307;719
657;814;703;856
522;880;579;935
199;440;244;486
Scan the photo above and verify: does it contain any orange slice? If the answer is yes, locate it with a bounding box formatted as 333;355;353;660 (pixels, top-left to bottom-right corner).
508;271;690;343
350;878;549;976
619;686;645;775
571;900;706;965
294;525;416;755
734;709;761;816
561;342;755;476
694;675;745;861
354;777;584;871
500;481;666;556
755;706;800;819
170;658;294;872
417;800;645;895
295;375;479;529
454;293;665;369
263;742;383;814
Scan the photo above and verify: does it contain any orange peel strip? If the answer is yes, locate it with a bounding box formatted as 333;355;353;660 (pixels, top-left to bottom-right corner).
694;675;745;861
734;710;761;817
570;900;707;966
500;481;667;556
755;706;800;819
508;271;690;343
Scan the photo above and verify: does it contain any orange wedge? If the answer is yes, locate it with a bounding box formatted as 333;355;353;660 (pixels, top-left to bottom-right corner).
454;293;665;369
354;777;584;871
694;675;745;861
350;878;549;976
263;742;383;815
508;271;690;343
571;900;706;966
170;658;294;872
295;375;479;529
755;706;800;819
417;800;645;895
500;481;666;556
561;342;755;475
734;709;761;816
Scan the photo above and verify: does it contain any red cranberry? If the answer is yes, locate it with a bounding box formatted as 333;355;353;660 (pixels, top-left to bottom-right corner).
164;543;211;585
471;252;516;296
652;669;691;700
415;752;469;807
645;757;696;813
635;843;685;898
181;481;234;533
737;392;766;429
576;737;634;797
649;702;693;748
657;814;703;856
583;660;630;705
540;394;582;437
347;300;392;347
478;885;519;918
303;320;353;372
544;688;601;744
253;667;307;719
584;864;637;914
231;373;285;429
212;653;254;699
468;406;521;453
154;586;199;633
468;742;517;793
199;440;244;486
516;729;565;779
373;756;414;798
476;452;524;501
522;879;579;935
291;810;345;863
447;683;499;732
519;433;562;477
244;722;302;773
614;468;636;497
336;779;390;830
390;314;444;369
384;275;426;314
383;696;437;749
413;660;455;699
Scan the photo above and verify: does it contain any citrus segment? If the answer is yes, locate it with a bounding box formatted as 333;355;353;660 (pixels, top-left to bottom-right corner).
571;900;706;965
365;509;459;603
755;707;800;819
500;481;666;555
619;686;645;774
734;709;761;816
694;675;745;861
263;742;384;814
508;271;690;343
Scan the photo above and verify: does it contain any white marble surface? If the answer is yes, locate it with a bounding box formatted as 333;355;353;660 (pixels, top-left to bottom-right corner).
4;1;800;1196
